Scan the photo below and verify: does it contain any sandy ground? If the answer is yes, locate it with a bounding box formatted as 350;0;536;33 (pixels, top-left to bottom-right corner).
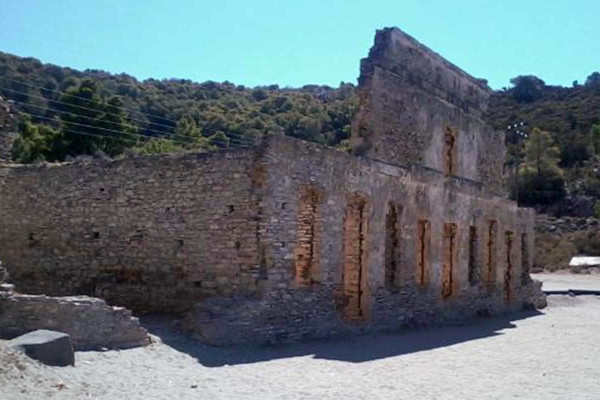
2;278;600;400
532;272;600;291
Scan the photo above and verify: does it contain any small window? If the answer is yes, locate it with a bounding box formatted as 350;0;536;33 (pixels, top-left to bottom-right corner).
442;223;457;298
384;202;402;288
486;220;498;286
468;226;478;285
416;219;431;287
443;126;457;176
521;233;530;285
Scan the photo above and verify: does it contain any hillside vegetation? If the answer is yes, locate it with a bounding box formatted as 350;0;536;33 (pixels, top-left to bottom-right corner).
489;75;600;214
0;51;357;162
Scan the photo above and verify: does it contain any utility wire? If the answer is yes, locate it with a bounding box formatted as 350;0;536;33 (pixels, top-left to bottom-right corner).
15;110;250;149
2;76;177;126
8;97;255;147
8;96;195;145
0;84;177;132
1;76;255;133
0;85;257;145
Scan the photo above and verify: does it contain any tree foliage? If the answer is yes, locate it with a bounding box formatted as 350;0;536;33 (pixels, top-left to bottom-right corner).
585;72;600;87
0;51;358;162
512;128;565;206
509;75;545;103
523;128;561;176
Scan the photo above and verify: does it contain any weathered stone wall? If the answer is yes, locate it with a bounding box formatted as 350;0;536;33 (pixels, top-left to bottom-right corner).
351;28;505;194
0;135;541;345
184;136;540;345
0;96;17;163
0;148;265;313
0;286;150;350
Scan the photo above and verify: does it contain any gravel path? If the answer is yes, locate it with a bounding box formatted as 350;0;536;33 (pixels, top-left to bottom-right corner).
2;286;600;399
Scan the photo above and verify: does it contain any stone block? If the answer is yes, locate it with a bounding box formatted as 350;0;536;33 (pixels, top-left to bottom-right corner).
9;329;75;367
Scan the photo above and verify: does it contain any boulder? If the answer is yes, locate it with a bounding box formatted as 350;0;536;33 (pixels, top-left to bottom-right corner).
9;330;75;367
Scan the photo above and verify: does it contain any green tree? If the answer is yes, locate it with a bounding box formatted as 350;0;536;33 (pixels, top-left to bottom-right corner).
510;75;545;103
585;72;600;87
97;96;139;155
58;80;137;158
524;127;561;176
513;127;565;205
590;122;600;155
209;131;230;148
133;138;182;155
175;115;202;138
11;116;63;163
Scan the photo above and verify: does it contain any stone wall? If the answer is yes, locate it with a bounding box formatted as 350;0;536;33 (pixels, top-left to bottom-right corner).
1;136;541;345
184;136;541;345
351;28;505;194
0;286;150;350
0;96;17;163
0;148;264;313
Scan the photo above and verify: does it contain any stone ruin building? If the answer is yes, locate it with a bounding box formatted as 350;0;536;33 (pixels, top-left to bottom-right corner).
0;28;544;345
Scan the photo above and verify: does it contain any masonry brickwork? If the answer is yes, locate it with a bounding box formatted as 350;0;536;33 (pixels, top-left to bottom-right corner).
0;27;545;345
351;28;505;195
0;285;150;350
0;149;263;313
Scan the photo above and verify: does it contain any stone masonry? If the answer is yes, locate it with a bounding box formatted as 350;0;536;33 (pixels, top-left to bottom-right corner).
351;28;505;195
0;285;150;350
0;27;544;345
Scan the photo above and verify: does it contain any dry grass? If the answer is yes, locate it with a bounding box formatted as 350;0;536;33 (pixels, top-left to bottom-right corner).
534;233;577;272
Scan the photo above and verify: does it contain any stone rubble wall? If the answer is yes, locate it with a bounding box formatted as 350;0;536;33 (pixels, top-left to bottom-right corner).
535;214;600;235
0;286;150;350
0;148;263;313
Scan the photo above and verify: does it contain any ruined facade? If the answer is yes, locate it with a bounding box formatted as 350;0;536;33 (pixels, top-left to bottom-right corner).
0;28;544;345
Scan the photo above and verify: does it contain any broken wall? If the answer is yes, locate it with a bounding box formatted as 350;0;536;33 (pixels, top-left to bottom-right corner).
0;286;150;350
351;28;505;194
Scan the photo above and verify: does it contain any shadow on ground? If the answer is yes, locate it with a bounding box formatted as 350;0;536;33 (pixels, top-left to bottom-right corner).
140;309;543;368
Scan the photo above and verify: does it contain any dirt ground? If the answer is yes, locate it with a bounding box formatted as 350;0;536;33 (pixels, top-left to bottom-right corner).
531;271;600;291
2;277;600;400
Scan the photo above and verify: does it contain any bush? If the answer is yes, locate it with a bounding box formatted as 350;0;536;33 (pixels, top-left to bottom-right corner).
573;230;600;256
512;171;566;206
534;233;577;272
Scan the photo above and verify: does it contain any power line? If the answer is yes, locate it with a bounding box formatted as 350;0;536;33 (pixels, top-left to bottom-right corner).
0;84;176;132
15;110;250;149
9;97;254;147
1;76;177;126
2;75;261;136
7;96;198;145
0;84;258;145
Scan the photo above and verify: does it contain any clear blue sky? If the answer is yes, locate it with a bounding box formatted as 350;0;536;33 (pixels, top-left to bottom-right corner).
1;0;598;89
